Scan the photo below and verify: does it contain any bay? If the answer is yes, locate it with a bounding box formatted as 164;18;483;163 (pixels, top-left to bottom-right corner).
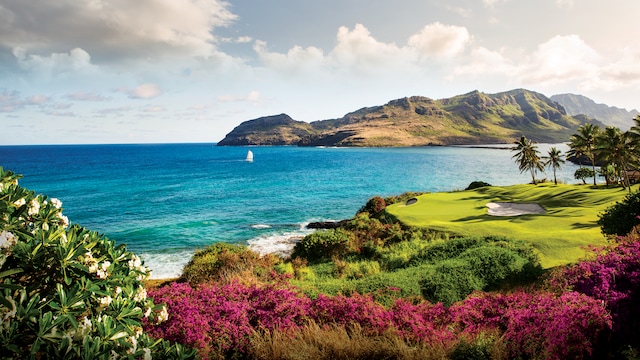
0;143;580;278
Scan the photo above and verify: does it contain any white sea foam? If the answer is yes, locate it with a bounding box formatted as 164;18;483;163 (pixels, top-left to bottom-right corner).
247;230;312;258
140;250;194;279
251;224;272;229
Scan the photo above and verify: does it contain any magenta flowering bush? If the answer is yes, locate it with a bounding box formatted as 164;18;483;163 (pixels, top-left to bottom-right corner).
146;281;311;358
550;235;640;349
309;292;393;335
450;291;611;359
148;278;612;359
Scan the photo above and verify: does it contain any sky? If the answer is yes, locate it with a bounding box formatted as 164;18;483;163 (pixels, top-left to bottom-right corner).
1;0;639;145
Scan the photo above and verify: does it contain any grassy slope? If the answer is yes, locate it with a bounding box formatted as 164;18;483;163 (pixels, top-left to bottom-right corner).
386;183;639;268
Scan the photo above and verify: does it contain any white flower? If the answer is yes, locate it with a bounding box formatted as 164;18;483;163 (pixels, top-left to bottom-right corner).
27;198;40;216
99;296;112;308
144;307;152;318
96;269;108;279
3;296;16;321
0;231;17;250
127;335;138;354
96;261;110;279
50;198;62;209
133;326;143;338
156;306;169;323
128;255;142;269
143;348;151;360
74;316;92;341
88;263;99;274
58;214;69;227
13;198;25;207
115;286;122;295
133;286;147;302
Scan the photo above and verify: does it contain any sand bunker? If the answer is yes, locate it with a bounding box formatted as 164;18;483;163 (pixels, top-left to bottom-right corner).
486;202;546;216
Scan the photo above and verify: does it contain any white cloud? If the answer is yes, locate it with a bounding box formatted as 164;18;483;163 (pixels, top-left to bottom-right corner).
0;89;24;112
254;40;325;73
121;84;163;99
453;47;516;77
556;0;575;8
66;92;110;101
407;22;471;60
519;35;601;86
25;94;49;105
0;0;236;62
143;105;166;113
330;24;410;70
13;47;98;75
217;91;263;103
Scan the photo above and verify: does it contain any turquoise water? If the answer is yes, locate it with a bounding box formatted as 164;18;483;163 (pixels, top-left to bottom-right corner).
0;143;579;278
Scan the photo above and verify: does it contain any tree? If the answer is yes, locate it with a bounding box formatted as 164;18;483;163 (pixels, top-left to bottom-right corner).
595;126;634;190
568;124;601;185
574;167;596;185
542;147;565;185
511;136;545;184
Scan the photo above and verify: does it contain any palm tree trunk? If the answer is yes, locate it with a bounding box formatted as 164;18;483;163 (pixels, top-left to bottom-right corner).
591;159;597;185
530;169;536;185
553;168;557;185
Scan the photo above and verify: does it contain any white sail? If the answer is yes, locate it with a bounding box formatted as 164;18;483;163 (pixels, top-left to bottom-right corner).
246;150;254;162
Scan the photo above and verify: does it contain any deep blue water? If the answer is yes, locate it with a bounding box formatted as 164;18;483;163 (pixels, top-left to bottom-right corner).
0;143;579;278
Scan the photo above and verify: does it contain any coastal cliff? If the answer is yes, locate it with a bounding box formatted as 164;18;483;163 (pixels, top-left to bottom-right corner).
218;89;605;147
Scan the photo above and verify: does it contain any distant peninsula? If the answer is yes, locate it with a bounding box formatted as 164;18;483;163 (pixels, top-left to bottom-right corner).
217;89;608;147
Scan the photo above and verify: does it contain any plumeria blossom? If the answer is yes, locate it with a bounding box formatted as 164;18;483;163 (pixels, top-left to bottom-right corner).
50;198;62;209
27;198;40;216
13;198;25;207
0;230;17;250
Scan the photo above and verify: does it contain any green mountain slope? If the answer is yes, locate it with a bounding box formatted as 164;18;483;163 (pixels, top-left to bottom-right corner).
218;89;604;146
550;93;638;130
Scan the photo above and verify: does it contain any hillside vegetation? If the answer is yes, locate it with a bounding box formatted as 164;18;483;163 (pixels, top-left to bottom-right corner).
218;89;603;146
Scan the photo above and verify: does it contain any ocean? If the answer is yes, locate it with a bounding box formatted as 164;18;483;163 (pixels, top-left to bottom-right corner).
0;143;580;278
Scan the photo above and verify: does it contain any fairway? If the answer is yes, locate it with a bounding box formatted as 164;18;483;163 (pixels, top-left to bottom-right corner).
385;183;639;268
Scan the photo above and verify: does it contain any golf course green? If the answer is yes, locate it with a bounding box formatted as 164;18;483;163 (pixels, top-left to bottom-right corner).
385;183;640;268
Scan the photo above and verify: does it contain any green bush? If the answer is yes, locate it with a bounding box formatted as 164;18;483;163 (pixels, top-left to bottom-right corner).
459;246;527;290
179;243;279;285
598;191;640;236
465;181;492;190
292;228;354;263
420;260;485;306
0;167;194;359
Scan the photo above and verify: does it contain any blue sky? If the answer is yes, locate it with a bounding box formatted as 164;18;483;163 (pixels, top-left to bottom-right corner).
1;0;639;144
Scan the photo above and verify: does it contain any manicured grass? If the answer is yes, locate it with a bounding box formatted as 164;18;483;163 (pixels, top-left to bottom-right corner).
385;183;639;268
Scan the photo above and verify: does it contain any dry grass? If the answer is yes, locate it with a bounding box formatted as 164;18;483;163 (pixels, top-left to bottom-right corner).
245;321;509;360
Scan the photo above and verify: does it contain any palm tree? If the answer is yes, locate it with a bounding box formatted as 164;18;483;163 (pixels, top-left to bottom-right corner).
511;135;545;184
568;124;601;185
595;126;634;190
543;147;565;185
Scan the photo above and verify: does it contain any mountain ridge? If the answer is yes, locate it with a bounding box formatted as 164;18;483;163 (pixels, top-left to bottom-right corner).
550;93;639;130
218;89;607;147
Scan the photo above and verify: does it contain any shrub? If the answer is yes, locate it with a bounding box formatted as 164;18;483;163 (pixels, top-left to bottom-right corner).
549;235;640;350
465;181;492;190
420;260;485;306
291;228;354;262
0;167;194;359
357;196;386;215
179;242;280;285
459;245;529;290
597;191;640;236
450;291;612;360
147;281;310;359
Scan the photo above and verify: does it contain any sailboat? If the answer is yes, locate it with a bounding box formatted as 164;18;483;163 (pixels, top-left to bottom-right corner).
245;150;254;162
